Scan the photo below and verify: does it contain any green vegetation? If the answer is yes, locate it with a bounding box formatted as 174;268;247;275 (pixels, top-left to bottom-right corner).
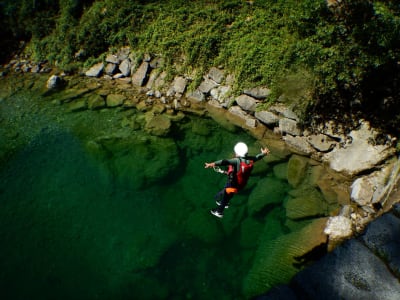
1;0;400;133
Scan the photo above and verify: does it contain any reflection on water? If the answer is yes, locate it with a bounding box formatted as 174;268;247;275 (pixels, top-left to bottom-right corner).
0;87;335;299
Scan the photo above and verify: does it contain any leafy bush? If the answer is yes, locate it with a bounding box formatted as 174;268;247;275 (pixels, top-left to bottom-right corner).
1;0;400;133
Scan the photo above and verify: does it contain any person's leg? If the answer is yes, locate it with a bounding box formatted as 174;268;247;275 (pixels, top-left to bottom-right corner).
216;187;237;214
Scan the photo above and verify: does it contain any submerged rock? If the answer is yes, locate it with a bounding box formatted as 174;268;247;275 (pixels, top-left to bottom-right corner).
243;218;328;298
248;177;289;215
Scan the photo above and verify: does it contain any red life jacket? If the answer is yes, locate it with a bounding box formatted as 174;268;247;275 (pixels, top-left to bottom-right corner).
228;158;254;190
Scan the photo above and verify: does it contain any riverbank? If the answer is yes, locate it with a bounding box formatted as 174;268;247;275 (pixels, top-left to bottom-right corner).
1;49;400;297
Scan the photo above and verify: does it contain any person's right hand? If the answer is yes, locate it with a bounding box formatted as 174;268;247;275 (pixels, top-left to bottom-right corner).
204;162;215;168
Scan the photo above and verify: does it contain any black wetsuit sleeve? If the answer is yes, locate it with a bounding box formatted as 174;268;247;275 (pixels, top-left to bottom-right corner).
214;158;238;166
246;152;266;162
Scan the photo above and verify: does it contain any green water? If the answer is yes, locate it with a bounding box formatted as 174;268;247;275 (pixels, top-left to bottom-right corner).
0;87;292;299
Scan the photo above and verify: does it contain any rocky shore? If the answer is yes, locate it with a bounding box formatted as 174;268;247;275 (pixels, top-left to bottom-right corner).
2;45;400;297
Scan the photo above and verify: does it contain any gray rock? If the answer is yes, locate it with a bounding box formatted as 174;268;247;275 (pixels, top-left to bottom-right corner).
307;134;336;152
361;212;400;277
186;89;205;102
292;239;400;300
31;65;40;73
283;135;315;156
235;94;258;112
324;215;353;240
243;86;271;99
279;118;301;136
228;105;249;119
198;78;218;94
146;69;163;90
46;75;62;90
85;62;104;77
255;111;279;125
149;57;164;69
105;54;120;64
119;59;131;77
210;85;230;103
270;104;299;121
351;165;393;206
105;63;117;75
323;122;396;176
112;73;124;79
170;76;187;95
208;67;224;84
132;61;150;86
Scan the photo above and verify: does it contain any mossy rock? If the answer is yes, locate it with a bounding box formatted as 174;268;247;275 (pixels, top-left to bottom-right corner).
273;162;289;180
145;114;171;136
248;176;289;216
287;154;309;187
285;188;328;220
87;94;105;110
242;218;328;298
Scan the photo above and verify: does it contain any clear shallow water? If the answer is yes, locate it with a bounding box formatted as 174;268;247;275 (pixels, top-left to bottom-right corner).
0;88;290;299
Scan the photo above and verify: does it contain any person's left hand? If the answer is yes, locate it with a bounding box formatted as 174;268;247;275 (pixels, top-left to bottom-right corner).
261;147;270;155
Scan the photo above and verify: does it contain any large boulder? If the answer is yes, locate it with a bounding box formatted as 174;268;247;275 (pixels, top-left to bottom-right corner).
351;163;394;206
279;118;301;136
198;77;218;94
119;58;131;77
323;121;396;176
207;67;224;84
235;94;258;112
46;75;63;90
292;239;400;300
255;110;279;125
243;86;271;99
132;61;150;86
85;62;104;77
361;212;400;277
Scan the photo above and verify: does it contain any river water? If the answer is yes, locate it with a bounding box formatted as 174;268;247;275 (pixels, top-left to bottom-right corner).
0;76;335;299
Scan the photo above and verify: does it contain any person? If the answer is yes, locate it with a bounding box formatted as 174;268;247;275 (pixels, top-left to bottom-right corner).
204;142;270;218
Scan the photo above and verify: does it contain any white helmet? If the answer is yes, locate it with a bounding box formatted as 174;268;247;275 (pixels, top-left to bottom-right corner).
234;142;248;157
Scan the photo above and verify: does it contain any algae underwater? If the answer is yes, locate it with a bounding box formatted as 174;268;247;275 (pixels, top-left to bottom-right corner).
0;80;335;299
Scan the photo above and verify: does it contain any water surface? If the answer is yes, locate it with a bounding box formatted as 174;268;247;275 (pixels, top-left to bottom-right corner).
0;87;292;299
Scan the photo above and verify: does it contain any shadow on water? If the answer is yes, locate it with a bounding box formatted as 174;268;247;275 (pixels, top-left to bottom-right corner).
0;90;293;299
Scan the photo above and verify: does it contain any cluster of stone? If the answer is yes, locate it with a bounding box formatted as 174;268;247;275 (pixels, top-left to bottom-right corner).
260;203;400;300
80;47;400;241
8;45;398;245
1;42;52;76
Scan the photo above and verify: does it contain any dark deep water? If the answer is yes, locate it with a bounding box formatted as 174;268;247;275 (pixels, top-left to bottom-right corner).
0;86;293;299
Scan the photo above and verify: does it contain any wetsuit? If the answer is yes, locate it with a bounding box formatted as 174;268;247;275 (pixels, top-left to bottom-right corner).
213;151;266;214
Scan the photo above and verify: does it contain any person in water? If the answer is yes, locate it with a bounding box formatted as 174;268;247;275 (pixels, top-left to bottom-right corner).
205;142;270;218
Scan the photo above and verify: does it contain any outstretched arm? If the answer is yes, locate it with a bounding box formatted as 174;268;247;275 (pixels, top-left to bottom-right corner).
204;162;216;168
261;147;270;156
